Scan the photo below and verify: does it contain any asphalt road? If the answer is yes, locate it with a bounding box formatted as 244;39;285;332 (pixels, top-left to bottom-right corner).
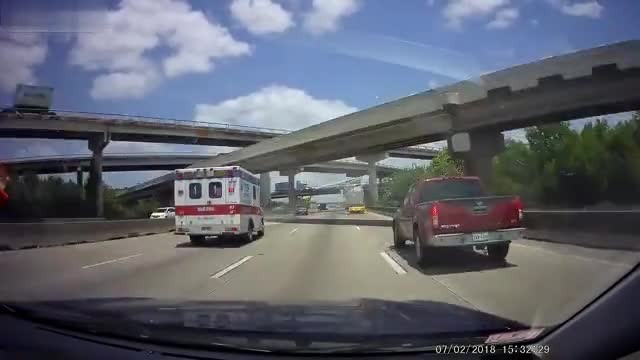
0;210;638;328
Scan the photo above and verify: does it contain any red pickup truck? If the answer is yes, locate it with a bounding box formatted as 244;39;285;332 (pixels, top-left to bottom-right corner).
392;176;525;266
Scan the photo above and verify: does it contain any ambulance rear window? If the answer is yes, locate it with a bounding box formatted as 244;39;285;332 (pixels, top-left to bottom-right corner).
188;183;202;199
209;182;223;198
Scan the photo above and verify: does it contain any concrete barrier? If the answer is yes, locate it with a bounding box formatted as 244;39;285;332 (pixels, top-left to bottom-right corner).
0;219;175;250
522;210;639;235
265;217;391;227
368;207;639;250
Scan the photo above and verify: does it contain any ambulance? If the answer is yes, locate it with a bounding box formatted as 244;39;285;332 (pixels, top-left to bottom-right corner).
174;166;265;244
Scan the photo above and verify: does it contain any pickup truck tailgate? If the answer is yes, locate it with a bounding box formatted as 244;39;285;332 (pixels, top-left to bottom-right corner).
432;196;520;233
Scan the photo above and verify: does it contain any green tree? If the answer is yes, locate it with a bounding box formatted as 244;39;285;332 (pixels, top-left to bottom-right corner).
380;149;462;205
382;111;640;209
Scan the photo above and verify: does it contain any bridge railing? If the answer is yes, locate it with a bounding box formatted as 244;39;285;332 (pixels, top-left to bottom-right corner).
2;107;290;135
3;107;446;151
0;152;220;163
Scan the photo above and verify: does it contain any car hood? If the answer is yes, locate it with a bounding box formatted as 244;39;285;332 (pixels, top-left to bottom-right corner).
150;212;166;216
7;298;526;342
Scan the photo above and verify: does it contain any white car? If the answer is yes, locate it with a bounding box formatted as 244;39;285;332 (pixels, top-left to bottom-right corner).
150;207;175;219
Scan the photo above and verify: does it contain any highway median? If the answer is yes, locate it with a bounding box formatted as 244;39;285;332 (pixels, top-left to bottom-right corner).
0;219;175;251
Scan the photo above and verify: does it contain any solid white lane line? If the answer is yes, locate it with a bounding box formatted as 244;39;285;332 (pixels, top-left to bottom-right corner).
356;226;361;231
82;253;144;269
289;228;298;235
511;243;626;267
380;252;407;275
211;256;253;279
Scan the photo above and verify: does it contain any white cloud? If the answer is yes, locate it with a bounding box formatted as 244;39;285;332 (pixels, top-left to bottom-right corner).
530;19;539;26
443;0;509;29
90;69;160;100
560;1;603;18
486;7;518;29
547;0;603;18
427;0;437;6
230;0;294;35
194;85;357;130
303;0;361;35
70;0;250;100
0;32;48;93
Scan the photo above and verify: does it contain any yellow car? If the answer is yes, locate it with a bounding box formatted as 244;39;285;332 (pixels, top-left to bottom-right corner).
348;205;367;214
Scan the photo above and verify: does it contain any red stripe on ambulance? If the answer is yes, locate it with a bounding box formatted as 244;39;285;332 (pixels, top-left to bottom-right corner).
176;204;263;216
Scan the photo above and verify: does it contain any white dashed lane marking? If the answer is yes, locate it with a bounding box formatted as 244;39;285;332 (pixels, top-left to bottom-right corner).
211;256;254;279
82;253;144;269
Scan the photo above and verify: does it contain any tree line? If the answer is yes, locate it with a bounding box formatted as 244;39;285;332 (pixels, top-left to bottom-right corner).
0;173;160;220
380;112;640;209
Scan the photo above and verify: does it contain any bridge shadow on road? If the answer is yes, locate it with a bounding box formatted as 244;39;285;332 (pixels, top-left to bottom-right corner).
175;236;249;249
389;242;516;276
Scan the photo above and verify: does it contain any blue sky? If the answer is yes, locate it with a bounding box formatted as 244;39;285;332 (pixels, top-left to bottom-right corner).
1;0;638;190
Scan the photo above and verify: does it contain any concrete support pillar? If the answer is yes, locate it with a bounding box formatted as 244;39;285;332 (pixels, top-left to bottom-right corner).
259;173;271;209
87;133;110;217
448;130;504;187
76;167;84;200
356;153;387;207
280;169;301;214
367;162;378;205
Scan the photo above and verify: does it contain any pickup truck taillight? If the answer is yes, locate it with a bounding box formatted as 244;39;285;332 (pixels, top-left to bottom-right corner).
431;202;440;229
512;196;524;222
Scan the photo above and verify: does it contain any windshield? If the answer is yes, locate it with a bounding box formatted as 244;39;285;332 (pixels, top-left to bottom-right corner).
1;0;639;354
419;179;485;202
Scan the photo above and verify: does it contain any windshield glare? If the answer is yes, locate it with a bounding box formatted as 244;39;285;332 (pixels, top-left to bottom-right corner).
1;0;639;354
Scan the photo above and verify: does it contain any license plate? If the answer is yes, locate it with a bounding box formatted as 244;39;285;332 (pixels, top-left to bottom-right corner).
201;226;211;231
472;232;489;242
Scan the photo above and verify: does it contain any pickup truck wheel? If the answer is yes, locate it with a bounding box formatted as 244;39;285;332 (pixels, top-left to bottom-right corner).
393;222;405;247
257;228;265;238
414;229;429;266
487;242;510;261
189;235;205;245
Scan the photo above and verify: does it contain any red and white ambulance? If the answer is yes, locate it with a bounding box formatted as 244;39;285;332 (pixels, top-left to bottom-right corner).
174;166;265;244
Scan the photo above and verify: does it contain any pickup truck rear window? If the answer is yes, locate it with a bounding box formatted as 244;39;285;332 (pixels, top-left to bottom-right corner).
419;179;485;202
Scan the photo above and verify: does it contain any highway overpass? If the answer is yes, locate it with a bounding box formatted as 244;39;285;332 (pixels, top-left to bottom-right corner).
188;41;640;202
270;187;342;199
0;109;436;216
1;153;398;178
0;111;438;161
116;159;398;203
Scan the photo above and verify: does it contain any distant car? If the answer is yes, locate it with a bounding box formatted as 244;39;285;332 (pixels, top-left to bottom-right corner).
150;207;175;219
295;207;309;216
348;205;366;214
